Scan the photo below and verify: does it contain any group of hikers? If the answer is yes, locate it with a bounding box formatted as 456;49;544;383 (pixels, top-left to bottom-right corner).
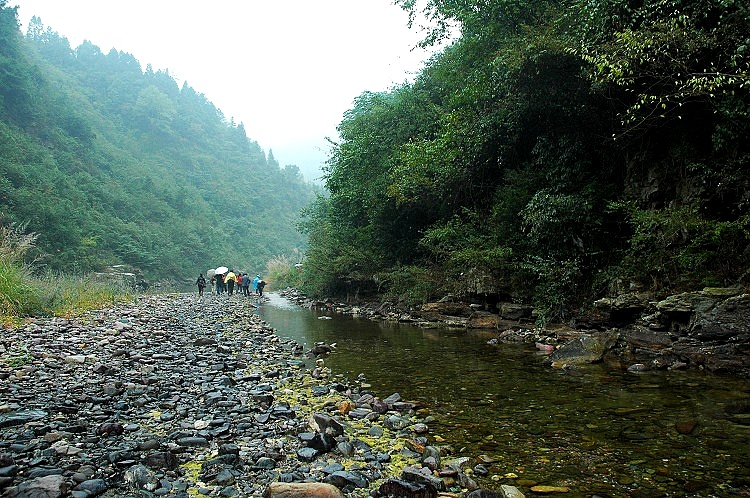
195;270;266;297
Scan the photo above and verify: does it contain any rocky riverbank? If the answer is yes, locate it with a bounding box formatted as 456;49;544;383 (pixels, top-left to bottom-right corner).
280;287;750;378
0;293;522;498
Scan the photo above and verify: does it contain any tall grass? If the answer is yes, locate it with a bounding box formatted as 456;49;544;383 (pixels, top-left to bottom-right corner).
266;250;304;290
39;272;135;318
0;224;134;323
0;224;42;321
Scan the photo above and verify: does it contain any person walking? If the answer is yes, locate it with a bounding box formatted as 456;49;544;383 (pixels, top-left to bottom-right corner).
224;270;237;295
257;279;267;297
215;273;226;294
252;274;260;295
196;273;206;296
241;273;250;296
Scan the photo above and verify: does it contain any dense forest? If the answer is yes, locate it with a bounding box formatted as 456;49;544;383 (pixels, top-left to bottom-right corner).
0;1;314;284
301;0;750;323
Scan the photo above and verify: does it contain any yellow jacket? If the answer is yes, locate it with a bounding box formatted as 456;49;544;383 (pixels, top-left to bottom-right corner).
224;271;236;282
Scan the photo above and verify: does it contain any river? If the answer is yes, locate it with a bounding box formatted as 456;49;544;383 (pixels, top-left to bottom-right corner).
255;293;750;497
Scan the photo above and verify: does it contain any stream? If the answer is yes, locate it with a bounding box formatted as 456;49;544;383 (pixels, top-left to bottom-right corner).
256;293;750;497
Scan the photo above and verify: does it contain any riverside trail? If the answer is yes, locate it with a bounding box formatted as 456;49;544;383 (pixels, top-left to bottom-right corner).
0;293;506;498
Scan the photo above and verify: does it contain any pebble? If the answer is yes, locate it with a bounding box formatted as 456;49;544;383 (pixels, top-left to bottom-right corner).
0;293;512;497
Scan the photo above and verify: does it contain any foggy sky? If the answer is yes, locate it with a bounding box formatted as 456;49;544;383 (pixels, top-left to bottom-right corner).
12;0;442;182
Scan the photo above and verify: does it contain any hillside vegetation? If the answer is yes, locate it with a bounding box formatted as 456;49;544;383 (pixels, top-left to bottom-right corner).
0;1;314;285
301;0;750;323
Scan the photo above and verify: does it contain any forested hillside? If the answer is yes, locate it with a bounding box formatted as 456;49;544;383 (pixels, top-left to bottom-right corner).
0;2;314;284
302;0;750;323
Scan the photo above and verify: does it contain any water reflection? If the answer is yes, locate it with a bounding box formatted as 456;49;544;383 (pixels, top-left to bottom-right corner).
256;293;750;497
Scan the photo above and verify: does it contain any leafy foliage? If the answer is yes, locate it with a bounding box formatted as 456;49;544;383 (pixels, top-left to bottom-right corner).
0;6;315;284
302;0;750;321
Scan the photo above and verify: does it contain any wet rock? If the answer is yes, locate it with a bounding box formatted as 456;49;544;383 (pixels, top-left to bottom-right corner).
383;415;411;430
499;486;526;498
465;490;502;498
530;485;570;493
378;478;437;498
499;303;533;321
401;466;446;491
549;330;619;367
594;293;650;322
675;419;698;435
420;302;473;317
467;312;504;329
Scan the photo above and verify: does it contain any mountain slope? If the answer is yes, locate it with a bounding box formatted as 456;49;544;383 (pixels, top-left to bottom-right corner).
0;4;314;283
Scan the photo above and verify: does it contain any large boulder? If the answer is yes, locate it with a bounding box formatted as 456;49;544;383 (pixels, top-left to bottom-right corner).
499;303;533;321
688;292;750;341
548;330;619;367
467;312;503;329
593;293;651;322
420;302;474;317
605;288;750;374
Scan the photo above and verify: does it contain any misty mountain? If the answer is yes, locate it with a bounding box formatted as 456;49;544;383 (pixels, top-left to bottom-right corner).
0;3;316;283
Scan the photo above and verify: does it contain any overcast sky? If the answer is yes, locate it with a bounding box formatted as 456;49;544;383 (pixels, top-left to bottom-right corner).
12;0;441;182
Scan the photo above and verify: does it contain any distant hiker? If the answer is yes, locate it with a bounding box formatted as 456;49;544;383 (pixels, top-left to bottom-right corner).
257;279;267;297
236;273;243;291
252;274;260;294
215;273;225;294
196;273;206;296
224;270;237;295
241;273;250;296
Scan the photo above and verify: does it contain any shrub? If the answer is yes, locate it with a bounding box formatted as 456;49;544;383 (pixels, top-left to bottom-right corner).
618;203;750;291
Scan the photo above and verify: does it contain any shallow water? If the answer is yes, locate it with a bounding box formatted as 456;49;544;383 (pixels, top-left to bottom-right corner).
256;293;750;497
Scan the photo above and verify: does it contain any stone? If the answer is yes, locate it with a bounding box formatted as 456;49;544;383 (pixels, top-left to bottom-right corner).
73;478;109;496
310;412;345;437
401;466;446;491
176;437;209;448
143;452;178;470
296;447;318;461
0;410;48;429
324;470;369;488
499;303;533;321
499;485;526;498
421;302;473;317
465;490;502;498
467;312;503;329
675;419;698;435
549;330;619;367
378;478;437;498
255;457;276;469
262;482;345;498
529;485;570;493
6;474;68;498
384;414;412;430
